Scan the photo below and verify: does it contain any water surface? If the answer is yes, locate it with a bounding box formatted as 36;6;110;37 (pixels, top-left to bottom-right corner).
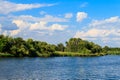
0;55;120;80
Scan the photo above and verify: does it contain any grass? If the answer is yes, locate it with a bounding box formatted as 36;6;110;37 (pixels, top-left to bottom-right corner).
107;50;120;55
0;53;14;57
53;51;106;57
0;51;120;57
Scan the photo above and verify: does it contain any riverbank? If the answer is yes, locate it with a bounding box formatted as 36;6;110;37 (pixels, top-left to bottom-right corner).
0;35;120;57
53;51;107;57
0;51;108;57
0;53;14;57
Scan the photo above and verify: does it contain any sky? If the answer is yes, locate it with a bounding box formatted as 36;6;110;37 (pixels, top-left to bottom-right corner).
0;0;120;47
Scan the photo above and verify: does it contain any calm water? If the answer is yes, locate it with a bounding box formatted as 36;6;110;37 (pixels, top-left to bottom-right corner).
0;55;120;80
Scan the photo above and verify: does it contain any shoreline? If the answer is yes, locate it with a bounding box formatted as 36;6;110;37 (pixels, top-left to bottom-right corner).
0;52;118;57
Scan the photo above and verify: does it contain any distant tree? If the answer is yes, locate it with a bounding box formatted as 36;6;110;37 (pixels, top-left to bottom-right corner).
65;38;102;54
56;43;65;52
0;35;106;57
65;38;81;52
91;45;102;53
0;35;56;57
103;46;109;52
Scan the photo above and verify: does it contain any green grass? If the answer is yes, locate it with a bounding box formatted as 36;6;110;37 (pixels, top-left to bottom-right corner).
0;53;14;57
107;50;120;55
1;50;120;57
38;53;51;57
53;51;106;57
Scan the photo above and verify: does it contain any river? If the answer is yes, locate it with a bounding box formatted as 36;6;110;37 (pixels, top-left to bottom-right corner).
0;55;120;80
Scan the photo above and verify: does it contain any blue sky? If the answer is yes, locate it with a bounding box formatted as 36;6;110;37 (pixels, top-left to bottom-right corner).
0;0;120;47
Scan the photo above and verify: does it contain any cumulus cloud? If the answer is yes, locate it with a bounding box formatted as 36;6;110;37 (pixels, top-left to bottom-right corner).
0;20;19;36
30;21;47;30
13;15;68;22
12;19;68;36
0;0;55;14
0;13;69;37
30;21;67;31
0;24;2;28
0;24;2;33
49;24;68;31
89;16;120;27
76;12;88;22
74;16;120;46
74;29;113;38
40;15;68;22
9;20;31;36
65;13;73;19
75;16;120;38
12;20;30;29
10;29;20;36
1;22;18;30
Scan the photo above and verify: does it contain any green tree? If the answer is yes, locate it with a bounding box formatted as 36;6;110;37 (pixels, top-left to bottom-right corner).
56;43;65;52
103;46;109;52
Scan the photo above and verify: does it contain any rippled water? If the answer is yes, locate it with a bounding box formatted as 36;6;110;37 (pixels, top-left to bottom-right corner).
0;55;120;80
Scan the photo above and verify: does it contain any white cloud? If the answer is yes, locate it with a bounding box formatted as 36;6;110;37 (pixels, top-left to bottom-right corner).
0;24;1;28
12;20;30;29
49;24;68;31
74;16;120;47
105;16;119;23
80;2;88;8
10;29;20;36
0;13;68;37
40;15;68;22
1;22;18;30
89;16;120;27
13;15;68;22
0;0;55;14
12;19;68;36
40;11;46;15
74;29;113;38
76;12;88;22
2;30;8;36
11;20;31;36
0;24;2;33
13;15;40;22
30;21;67;31
65;13;73;18
30;21;47;30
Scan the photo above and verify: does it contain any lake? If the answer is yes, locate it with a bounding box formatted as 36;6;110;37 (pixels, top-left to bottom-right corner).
0;55;120;80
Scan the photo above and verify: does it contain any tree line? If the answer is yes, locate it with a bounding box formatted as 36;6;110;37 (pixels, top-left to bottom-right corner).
0;35;119;57
0;35;56;57
56;38;103;54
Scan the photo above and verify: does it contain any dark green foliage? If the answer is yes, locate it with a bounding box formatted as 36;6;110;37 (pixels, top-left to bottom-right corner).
65;38;103;54
0;35;55;57
0;53;14;57
56;43;65;52
103;46;110;53
106;47;120;55
1;35;119;57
